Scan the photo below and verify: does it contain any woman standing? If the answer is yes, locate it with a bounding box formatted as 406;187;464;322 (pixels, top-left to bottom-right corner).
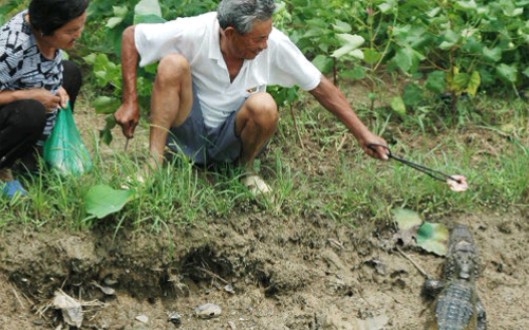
0;0;89;197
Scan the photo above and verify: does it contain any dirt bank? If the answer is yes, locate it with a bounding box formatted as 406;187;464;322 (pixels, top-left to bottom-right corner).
1;210;528;329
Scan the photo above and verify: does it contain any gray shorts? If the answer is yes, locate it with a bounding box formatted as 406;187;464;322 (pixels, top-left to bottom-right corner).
166;86;242;165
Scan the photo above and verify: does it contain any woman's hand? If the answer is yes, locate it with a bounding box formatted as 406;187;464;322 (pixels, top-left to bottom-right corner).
56;86;70;108
23;88;62;111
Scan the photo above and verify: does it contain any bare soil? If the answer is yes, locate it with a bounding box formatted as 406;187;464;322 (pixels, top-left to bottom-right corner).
1;209;528;329
1;93;529;330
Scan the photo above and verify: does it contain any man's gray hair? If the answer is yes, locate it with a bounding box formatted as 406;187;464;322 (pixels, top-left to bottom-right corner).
217;0;276;34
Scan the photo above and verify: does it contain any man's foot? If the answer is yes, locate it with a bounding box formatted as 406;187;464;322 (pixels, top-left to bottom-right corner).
241;174;272;196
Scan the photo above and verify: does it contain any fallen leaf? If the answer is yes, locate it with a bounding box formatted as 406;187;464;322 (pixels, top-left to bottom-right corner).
53;290;83;328
392;208;423;246
84;184;135;219
416;222;449;256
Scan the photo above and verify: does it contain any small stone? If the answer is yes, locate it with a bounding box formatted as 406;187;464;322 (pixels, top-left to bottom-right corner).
167;311;182;325
194;303;222;319
135;314;149;324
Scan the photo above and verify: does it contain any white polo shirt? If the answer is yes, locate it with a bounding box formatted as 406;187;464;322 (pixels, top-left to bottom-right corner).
134;12;321;128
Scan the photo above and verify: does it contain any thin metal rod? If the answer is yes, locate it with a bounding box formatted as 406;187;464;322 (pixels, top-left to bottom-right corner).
368;143;461;183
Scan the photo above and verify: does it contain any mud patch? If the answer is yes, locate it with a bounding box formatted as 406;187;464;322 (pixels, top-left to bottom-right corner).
1;211;528;329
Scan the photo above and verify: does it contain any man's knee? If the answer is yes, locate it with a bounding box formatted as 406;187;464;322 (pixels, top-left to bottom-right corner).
156;53;191;84
245;92;278;126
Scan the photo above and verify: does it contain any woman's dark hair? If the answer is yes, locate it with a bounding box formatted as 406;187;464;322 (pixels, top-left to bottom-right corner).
29;0;89;36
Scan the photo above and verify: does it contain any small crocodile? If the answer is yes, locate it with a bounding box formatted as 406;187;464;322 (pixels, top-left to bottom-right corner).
423;223;487;330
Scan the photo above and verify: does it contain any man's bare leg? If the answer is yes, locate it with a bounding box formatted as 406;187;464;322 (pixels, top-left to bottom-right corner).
148;53;193;168
235;92;278;193
236;92;278;169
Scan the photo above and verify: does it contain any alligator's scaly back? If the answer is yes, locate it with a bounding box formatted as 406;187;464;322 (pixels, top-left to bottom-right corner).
425;224;487;330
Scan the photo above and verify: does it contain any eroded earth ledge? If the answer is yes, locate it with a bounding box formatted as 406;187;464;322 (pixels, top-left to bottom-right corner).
1;212;528;329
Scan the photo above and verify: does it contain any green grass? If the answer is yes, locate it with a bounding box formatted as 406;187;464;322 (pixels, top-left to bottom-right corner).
1;91;528;231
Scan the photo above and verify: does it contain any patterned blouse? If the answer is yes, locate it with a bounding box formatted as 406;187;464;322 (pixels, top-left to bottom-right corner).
0;10;63;143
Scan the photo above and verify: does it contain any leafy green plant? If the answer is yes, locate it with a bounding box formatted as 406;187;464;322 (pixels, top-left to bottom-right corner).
84;184;135;219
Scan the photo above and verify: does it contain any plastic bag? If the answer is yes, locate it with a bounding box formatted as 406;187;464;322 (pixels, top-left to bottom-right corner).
43;103;92;175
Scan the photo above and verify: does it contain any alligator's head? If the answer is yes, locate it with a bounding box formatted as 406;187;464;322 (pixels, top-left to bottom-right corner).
443;224;480;279
452;241;477;279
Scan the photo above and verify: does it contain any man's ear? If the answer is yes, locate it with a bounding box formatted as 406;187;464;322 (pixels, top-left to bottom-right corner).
222;26;236;38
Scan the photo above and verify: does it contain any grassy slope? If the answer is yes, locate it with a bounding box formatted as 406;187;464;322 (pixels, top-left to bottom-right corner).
1;86;527;230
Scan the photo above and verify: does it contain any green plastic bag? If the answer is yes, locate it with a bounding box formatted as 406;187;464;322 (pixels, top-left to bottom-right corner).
43;103;92;175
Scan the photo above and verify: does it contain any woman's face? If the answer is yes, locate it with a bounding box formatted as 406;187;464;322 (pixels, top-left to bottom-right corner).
43;11;87;49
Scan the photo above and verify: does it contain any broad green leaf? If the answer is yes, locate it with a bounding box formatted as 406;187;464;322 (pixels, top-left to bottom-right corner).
427;7;441;17
393;49;412;72
332;20;352;33
462;36;482;53
393;208;422;230
341;66;366;80
378;2;395;13
336;34;365;49
392;208;422;246
503;7;523;17
439;41;455;50
363;48;381;65
82;53;97;65
318;41;330;53
466;71;481;96
303;27;324;38
455;0;477;11
483;47;502;62
305;18;327;28
393;47;422;73
104;114;117;130
106;17;124;29
392;24;411;40
312;55;334;73
99;128;113;145
439;30;460;50
523;67;529;78
84;185;135;219
425;71;446;93
332;46;364;59
452;72;470;90
390;96;406;115
112;5;128;18
332;45;355;59
92;96;120;114
134;0;161;18
416;222;449;256
496;63;518;83
100;115;116;145
134;0;165;24
349;49;364;60
402;83;423;106
134;14;166;24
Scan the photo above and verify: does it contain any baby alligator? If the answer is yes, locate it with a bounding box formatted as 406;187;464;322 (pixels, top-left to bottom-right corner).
423;223;487;330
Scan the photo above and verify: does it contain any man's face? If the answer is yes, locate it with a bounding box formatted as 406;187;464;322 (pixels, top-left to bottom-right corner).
229;19;272;60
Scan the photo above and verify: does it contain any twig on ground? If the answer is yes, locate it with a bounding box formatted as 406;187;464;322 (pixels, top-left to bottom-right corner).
11;288;26;309
336;134;347;152
197;267;229;285
289;105;305;150
396;246;431;278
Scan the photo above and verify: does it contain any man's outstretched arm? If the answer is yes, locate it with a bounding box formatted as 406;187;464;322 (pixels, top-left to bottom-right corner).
309;75;388;160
